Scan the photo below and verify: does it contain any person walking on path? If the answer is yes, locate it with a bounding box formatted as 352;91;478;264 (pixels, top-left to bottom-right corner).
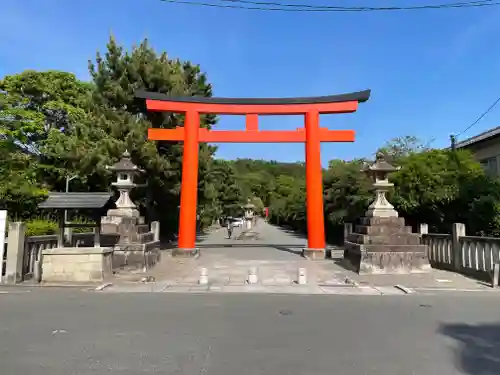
226;219;233;239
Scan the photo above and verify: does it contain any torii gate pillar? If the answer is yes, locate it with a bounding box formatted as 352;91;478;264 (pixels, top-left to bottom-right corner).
137;89;371;259
304;110;324;257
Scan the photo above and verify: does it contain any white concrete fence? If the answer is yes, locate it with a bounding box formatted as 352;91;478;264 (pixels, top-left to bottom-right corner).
0;211;160;284
420;223;500;286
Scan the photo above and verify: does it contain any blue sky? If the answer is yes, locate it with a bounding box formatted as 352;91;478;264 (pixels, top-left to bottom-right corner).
1;0;500;165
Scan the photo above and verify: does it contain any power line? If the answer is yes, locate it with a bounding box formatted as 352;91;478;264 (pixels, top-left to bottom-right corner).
160;0;500;12
456;95;500;137
223;0;494;11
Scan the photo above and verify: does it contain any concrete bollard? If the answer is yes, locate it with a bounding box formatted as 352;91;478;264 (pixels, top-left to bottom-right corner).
297;268;307;285
492;263;499;288
247;267;258;284
34;259;42;284
199;267;208;285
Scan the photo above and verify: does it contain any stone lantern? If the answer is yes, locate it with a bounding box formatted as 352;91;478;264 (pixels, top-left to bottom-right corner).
343;152;429;274
363;153;400;218
243;199;256;230
101;150;145;232
107;150;144;216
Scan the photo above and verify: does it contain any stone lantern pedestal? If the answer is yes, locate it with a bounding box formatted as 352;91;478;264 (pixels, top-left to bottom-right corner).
101;151;159;269
243;200;256;230
343;153;430;274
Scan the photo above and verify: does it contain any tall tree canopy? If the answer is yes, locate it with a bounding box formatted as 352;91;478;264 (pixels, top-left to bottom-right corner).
0;70;91;218
42;37;220;233
0;70;90;154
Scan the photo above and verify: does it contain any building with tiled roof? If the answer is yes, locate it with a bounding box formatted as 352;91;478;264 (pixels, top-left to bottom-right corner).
455;125;500;176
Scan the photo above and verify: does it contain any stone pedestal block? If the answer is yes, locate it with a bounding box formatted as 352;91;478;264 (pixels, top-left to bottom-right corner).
101;211;145;235
112;241;161;269
41;247;113;283
343;217;430;274
101;213;160;270
302;248;325;260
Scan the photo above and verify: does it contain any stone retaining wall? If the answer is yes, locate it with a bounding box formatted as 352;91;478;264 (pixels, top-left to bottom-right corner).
41;247;113;283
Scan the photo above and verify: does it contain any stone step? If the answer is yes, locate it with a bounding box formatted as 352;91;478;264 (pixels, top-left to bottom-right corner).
360;244;428;253
359;217;406;227
347;233;421;245
355;225;413;236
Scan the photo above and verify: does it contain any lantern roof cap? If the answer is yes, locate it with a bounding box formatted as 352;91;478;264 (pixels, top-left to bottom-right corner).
106;150;144;173
365;153;400;173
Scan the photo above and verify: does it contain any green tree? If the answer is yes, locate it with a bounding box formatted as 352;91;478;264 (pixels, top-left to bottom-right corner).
377;135;432;163
0;70;90;216
0;147;48;219
391;148;492;233
43;36;218;235
323;159;372;225
0;70;90;154
250;197;265;215
198;158;244;224
212;160;244;217
268;174;305;226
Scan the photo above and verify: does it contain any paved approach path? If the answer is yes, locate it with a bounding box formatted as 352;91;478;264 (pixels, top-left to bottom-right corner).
108;220;491;294
1;290;500;374
112;220;356;293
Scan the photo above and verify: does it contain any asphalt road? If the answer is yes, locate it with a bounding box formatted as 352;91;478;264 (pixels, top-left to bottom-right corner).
1;290;499;375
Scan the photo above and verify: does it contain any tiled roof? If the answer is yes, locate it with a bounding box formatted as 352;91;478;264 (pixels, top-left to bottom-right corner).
455;125;500;149
38;192;113;209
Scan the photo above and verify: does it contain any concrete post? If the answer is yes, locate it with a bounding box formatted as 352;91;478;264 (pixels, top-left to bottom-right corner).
151;221;160;242
492;263;499;288
65;227;73;246
0;211;6;281
199;267;208;285
5;222;26;284
452;223;466;271
419;223;428;235
297;268;307;285
343;223;352;243
94;227;101;248
247;267;258;284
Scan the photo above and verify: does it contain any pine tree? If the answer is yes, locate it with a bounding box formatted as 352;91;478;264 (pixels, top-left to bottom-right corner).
44;36;218;235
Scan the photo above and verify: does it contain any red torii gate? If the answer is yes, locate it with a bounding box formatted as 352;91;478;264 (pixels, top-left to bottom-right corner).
136;89;371;259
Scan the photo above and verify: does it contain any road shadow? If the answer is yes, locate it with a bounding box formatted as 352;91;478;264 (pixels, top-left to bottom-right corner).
159;228;215;248
274;224;344;247
272;245;303;256
332;257;358;272
278;226;309;240
439;322;500;375
197;243;303;256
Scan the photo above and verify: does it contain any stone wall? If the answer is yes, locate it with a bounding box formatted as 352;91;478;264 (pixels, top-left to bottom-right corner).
1;220;160;284
41;247;113;283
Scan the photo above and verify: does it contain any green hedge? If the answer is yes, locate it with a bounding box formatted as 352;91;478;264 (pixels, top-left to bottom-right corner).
6;218;95;237
25;219;58;236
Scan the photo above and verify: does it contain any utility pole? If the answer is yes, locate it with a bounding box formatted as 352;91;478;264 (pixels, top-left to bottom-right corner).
64;175;78;224
449;133;461;170
450;134;457;151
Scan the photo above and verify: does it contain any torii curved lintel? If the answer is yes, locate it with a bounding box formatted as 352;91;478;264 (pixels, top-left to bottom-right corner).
135;89;371;105
135;89;371;115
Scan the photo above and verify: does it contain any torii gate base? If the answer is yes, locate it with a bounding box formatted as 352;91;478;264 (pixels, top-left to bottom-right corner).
136;90;371;259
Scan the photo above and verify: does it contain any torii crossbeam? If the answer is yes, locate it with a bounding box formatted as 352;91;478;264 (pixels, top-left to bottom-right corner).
136;89;371;259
